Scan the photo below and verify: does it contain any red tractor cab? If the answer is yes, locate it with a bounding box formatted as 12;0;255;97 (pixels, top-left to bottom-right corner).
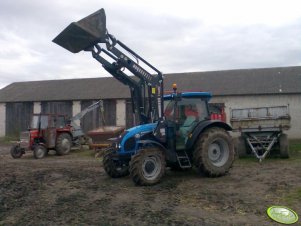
11;113;73;159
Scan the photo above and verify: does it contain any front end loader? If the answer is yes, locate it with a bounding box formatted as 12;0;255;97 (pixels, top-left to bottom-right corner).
53;8;235;186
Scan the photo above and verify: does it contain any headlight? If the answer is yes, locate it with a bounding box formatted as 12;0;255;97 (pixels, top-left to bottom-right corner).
134;133;141;139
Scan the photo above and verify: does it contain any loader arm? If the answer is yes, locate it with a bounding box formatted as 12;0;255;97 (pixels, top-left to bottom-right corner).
53;8;164;125
90;45;146;124
71;100;103;122
70;100;104;138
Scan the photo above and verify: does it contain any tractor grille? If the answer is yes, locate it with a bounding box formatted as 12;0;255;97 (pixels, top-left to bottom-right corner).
19;131;30;148
20;131;30;141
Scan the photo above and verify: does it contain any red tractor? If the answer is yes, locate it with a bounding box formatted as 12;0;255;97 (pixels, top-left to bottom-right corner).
10;113;74;159
10;100;102;159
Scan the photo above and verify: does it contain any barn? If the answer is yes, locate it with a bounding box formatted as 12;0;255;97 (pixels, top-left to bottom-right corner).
0;66;300;139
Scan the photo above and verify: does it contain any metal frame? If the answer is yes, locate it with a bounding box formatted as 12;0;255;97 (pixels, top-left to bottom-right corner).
244;131;280;162
89;37;164;125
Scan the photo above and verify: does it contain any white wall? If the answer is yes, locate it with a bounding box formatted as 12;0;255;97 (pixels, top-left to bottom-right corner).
72;101;81;126
116;99;126;126
211;94;301;139
0;103;5;137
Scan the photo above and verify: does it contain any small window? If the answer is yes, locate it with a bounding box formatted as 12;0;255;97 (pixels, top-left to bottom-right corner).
49;116;56;128
56;116;66;128
40;115;48;129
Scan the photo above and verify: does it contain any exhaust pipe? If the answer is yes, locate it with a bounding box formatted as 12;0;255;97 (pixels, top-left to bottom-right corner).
53;8;107;53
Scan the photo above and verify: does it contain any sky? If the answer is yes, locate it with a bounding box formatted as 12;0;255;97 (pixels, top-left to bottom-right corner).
0;0;301;89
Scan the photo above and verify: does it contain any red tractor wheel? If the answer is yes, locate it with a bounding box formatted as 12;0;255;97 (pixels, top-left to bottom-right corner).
10;145;24;159
56;133;72;155
33;145;47;159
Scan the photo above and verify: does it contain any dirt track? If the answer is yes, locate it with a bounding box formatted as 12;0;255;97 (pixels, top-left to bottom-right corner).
0;144;300;226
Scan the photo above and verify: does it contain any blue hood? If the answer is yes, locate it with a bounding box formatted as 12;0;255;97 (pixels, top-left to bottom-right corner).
119;123;157;154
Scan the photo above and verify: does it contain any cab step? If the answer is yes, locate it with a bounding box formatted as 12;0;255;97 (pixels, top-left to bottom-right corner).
176;150;191;168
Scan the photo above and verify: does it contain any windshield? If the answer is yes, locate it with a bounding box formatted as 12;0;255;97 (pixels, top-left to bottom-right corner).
164;98;209;122
31;115;48;129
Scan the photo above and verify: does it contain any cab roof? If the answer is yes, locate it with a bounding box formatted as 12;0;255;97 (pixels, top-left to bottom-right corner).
163;92;212;100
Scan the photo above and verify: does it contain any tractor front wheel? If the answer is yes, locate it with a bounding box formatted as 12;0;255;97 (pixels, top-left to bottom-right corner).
103;148;129;178
194;127;235;177
56;133;72;155
33;145;47;159
10;145;24;159
129;148;165;186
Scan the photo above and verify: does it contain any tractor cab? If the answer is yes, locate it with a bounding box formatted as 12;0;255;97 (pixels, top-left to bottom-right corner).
30;114;67;130
163;91;212;150
28;114;70;149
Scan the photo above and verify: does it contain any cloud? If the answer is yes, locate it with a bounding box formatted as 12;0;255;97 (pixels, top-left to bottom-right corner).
0;30;41;75
0;0;301;89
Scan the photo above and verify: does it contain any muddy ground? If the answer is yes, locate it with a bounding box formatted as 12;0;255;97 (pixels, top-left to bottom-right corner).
0;144;300;226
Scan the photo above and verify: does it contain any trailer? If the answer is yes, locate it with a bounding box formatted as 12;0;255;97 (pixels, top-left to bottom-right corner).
87;126;125;150
231;106;290;161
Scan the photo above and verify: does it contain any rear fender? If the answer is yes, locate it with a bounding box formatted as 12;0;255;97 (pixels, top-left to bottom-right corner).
57;130;73;137
185;120;232;150
32;142;47;151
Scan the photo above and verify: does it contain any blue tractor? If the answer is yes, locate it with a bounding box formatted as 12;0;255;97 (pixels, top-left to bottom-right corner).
53;9;235;186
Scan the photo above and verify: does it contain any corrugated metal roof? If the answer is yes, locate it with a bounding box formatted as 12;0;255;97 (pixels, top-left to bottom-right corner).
0;66;301;102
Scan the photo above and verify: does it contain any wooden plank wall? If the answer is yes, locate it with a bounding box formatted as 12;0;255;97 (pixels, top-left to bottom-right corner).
41;101;73;118
5;102;33;137
81;99;116;133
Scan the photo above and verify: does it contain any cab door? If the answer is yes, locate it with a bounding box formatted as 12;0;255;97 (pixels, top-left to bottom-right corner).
174;98;209;150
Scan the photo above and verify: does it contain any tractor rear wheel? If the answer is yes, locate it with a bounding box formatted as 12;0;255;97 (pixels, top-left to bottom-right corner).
129;148;165;186
103;148;129;178
193;127;235;177
33;145;47;159
56;133;72;155
279;133;289;158
10;145;24;159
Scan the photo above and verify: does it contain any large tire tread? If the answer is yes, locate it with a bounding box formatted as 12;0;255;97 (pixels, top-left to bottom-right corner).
193;127;235;177
234;136;247;158
10;145;23;159
103;148;129;178
279;133;289;158
33;145;47;159
56;133;72;155
129;148;165;186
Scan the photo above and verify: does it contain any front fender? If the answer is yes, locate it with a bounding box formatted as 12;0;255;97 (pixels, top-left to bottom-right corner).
137;139;167;151
137;139;177;163
185;120;232;150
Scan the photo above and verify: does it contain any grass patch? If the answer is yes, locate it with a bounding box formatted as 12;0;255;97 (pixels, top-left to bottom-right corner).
282;187;301;205
0;136;18;144
237;139;301;162
289;139;301;155
72;148;95;158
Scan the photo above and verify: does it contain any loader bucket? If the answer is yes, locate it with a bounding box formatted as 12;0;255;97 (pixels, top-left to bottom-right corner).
53;8;107;53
